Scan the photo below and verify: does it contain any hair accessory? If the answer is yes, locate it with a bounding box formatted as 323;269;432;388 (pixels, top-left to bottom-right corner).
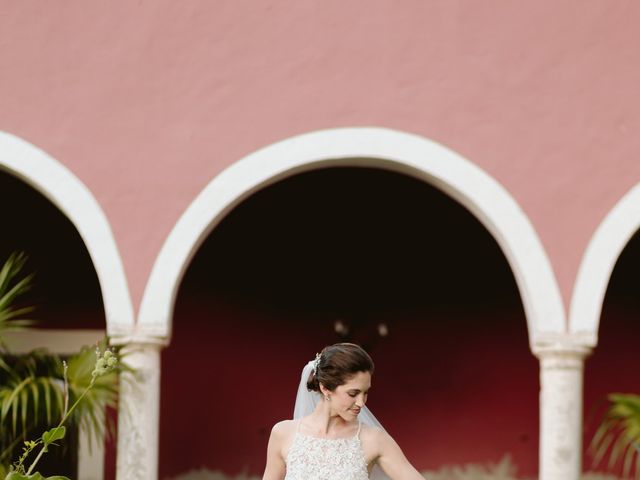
312;352;321;375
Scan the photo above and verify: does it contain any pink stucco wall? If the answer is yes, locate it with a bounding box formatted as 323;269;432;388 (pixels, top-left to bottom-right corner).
2;1;640;314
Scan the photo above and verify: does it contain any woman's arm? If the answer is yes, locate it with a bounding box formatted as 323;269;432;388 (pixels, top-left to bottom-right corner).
375;430;425;480
262;422;287;480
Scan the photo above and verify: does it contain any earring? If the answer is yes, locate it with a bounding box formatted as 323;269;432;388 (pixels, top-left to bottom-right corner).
325;395;330;401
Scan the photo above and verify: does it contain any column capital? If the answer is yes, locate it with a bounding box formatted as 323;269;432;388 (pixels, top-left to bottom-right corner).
109;332;169;348
532;336;592;370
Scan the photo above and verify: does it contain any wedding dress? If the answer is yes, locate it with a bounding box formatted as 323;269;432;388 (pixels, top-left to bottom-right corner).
284;420;369;480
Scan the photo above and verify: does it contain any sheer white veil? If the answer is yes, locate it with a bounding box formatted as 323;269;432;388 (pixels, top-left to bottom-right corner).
293;360;390;480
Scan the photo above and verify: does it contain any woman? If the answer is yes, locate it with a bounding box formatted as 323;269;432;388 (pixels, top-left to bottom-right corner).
262;343;424;480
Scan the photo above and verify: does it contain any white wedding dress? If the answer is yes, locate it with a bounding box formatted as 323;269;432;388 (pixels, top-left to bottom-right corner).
284;420;369;480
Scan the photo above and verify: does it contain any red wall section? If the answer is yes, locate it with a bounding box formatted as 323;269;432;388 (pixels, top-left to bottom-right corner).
159;298;538;478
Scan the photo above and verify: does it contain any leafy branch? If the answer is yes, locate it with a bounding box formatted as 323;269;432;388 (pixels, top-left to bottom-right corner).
5;348;119;480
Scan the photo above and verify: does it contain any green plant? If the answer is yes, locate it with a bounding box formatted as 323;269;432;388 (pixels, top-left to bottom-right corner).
4;347;119;480
590;393;640;478
0;252;123;478
0;252;34;351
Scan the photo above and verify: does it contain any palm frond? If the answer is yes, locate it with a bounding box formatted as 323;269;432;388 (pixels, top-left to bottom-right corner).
590;393;640;478
0;252;125;469
0;374;65;437
0;252;35;351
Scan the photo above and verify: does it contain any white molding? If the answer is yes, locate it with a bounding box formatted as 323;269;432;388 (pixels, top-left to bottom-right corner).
138;127;565;344
0;132;134;334
569;183;640;345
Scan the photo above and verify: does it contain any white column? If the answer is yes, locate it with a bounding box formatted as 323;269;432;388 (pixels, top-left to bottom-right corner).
114;338;166;480
534;341;592;480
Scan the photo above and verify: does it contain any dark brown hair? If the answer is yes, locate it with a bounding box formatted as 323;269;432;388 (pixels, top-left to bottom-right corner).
307;343;374;392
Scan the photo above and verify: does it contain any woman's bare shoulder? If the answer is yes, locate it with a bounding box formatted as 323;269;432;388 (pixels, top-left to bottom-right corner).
359;424;388;445
360;424;386;437
270;419;297;437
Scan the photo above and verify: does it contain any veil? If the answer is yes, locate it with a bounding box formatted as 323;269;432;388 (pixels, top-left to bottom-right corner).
293;360;390;480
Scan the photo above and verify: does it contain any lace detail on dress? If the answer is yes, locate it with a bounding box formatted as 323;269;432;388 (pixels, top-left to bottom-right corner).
285;422;369;480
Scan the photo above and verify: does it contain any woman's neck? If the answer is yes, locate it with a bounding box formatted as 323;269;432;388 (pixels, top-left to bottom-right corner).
305;401;355;436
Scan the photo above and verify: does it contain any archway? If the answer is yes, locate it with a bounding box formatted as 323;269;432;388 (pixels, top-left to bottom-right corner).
135;128;569;479
139;128;564;342
0;132;133;479
161;166;538;478
0;132;134;334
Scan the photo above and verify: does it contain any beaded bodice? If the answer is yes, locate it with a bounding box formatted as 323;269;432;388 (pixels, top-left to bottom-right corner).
284;421;369;480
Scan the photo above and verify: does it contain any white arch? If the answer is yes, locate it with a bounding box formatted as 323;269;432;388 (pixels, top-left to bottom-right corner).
0;132;134;334
139;127;565;344
569;183;640;346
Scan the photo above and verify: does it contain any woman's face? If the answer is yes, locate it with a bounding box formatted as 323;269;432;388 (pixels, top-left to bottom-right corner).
327;371;372;421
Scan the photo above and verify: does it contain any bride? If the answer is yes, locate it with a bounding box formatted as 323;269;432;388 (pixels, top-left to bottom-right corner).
262;343;425;480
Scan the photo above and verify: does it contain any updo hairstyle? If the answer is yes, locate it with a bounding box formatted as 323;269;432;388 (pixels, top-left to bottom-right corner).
307;343;374;393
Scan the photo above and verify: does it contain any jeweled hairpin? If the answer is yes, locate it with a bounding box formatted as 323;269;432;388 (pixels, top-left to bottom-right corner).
312;352;321;375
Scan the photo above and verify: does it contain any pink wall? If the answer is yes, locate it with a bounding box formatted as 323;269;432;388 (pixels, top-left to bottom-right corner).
2;1;640;312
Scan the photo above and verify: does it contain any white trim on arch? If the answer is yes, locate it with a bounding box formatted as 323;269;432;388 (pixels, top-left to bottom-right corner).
0;131;134;334
138;127;565;345
569;183;640;346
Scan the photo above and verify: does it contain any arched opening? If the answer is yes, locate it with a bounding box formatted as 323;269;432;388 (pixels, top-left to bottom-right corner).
0;131;133;480
138;128;564;343
160;167;538;478
0;170;114;478
0;132;134;336
583;229;640;477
